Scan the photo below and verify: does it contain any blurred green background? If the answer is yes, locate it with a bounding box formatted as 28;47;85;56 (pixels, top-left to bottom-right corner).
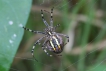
0;0;106;71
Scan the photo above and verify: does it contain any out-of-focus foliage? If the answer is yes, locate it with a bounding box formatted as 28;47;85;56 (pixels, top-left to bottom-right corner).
86;64;106;71
0;0;32;71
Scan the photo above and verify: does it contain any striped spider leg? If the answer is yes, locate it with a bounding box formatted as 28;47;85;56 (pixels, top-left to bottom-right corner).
31;36;46;61
42;39;53;57
50;7;54;27
22;26;45;34
57;33;69;45
43;7;54;27
41;9;49;27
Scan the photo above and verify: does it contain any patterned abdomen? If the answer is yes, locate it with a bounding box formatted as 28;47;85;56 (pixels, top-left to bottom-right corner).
47;35;64;54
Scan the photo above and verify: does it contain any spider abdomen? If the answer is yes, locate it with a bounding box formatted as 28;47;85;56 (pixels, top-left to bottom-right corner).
47;35;64;54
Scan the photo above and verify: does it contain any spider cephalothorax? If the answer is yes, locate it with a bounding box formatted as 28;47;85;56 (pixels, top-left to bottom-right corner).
23;7;69;61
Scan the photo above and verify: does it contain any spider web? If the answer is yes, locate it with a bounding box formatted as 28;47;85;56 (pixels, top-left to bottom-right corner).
1;0;106;71
35;0;106;71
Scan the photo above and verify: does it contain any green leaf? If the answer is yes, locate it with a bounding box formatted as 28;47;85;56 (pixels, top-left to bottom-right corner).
0;0;32;71
86;64;106;71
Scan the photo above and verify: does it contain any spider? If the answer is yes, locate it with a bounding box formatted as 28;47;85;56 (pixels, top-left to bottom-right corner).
22;7;69;61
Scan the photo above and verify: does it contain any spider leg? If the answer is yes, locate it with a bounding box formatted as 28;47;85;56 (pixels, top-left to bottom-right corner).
54;24;60;30
42;47;53;57
41;10;49;27
50;7;54;27
23;26;45;34
42;40;53;57
44;10;50;14
57;33;69;45
31;36;46;62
